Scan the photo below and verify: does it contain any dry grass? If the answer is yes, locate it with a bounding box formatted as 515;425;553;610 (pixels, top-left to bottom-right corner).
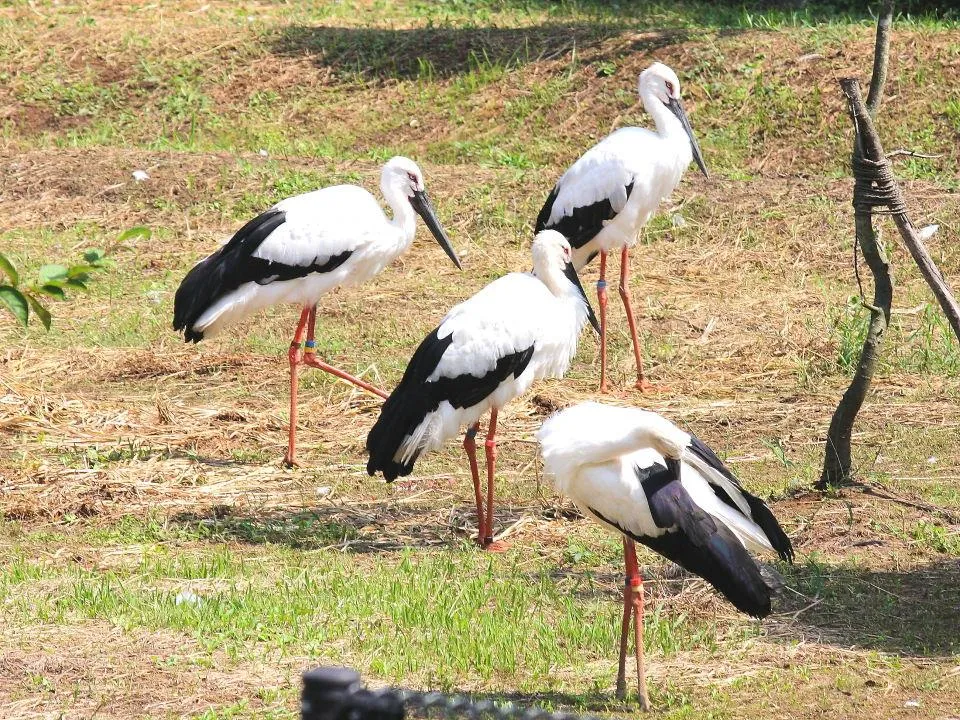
2;1;960;718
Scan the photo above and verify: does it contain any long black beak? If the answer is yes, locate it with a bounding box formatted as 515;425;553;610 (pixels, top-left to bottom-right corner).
562;261;601;334
666;97;708;178
409;190;462;270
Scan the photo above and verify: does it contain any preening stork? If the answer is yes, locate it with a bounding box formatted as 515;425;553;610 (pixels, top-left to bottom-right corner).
172;156;462;466
535;62;709;392
366;230;599;548
537;402;793;708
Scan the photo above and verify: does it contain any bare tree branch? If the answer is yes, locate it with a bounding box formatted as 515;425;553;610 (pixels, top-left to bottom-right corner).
819;5;894;490
821;74;960;490
843;79;960;343
866;0;893;118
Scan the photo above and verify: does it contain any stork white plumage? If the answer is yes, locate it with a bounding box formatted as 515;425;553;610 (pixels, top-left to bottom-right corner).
535;62;709;392
173;156;462;466
366;230;599;548
537;402;793;708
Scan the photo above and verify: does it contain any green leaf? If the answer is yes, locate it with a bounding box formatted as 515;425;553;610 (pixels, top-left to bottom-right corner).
38;264;69;283
38;284;66;299
66;266;92;280
83;248;105;264
24;293;51;331
0;285;29;326
65;278;88;291
117;226;151;243
0;252;18;285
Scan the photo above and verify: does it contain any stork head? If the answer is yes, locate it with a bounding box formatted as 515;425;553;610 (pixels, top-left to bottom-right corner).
640;62;682;105
531;230;600;333
382;156;462;270
639;63;709;178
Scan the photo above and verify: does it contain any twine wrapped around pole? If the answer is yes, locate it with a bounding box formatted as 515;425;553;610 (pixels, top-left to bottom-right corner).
840;78;960;343
850;155;907;215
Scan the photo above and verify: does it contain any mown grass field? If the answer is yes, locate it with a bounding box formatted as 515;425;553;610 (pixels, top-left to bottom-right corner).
2;1;959;718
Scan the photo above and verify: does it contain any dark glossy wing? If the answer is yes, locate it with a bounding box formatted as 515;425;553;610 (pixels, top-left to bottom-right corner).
172;209;354;342
365;325;534;481
589;461;774;618
688;435;794;563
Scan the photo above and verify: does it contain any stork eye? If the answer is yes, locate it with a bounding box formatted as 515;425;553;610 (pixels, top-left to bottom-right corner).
407;172;418;183
665;81;675;94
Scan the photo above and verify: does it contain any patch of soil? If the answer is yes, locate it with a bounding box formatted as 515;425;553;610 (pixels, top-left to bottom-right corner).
0;622;294;719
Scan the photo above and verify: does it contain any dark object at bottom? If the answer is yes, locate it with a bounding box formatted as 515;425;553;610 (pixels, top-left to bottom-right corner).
302;667;405;720
301;666;615;720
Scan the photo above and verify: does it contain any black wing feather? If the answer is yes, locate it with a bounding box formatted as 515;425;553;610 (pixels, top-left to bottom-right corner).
588;462;777;618
688;435;794;563
366;329;535;481
172;209;353;343
535;182;634;251
173;209;286;342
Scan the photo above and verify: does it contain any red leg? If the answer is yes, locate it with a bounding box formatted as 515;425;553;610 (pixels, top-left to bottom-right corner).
462;423;484;545
483;409;499;548
597;251;609;393
615;536;632;700
302;306;389;400
615;537;650;709
283;307;312;467
619;247;653;393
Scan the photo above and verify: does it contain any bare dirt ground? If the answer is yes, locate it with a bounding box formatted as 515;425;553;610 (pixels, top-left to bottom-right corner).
1;2;959;718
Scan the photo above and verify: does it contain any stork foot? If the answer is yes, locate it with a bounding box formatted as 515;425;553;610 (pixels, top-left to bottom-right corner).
282;454;300;469
634;379;664;394
482;538;510;553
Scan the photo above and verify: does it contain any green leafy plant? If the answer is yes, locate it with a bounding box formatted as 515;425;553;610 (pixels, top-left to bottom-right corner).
0;226;147;330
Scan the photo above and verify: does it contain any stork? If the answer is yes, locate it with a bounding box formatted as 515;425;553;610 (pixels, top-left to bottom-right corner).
366;230;599;549
172;156;461;466
535;62;708;392
537;401;793;708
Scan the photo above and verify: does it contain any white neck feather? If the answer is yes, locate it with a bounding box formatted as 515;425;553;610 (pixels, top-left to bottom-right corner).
381;179;417;247
641;87;686;142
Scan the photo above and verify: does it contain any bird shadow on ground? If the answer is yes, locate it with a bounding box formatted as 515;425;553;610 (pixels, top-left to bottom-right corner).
170;497;960;656
170;500;481;551
270;23;686;80
769;558;960;657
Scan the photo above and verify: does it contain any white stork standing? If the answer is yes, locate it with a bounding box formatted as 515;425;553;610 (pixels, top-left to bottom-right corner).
173;156;462;466
537;402;793;708
366;230;599;549
535;62;709;392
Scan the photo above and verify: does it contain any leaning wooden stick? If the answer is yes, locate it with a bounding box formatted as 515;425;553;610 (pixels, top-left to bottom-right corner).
840;78;960;343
